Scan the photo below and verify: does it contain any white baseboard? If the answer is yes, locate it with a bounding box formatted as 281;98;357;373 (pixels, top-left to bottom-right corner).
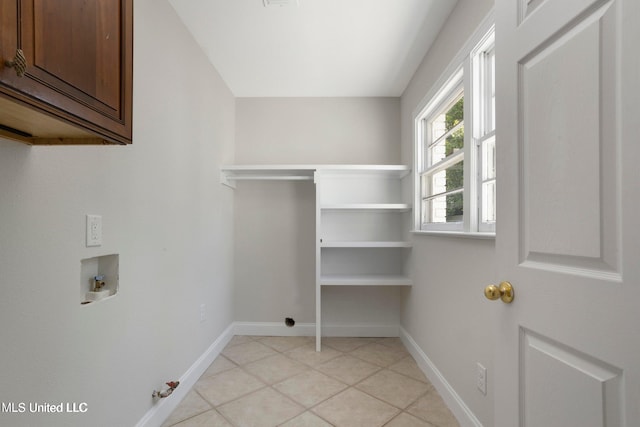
136;322;412;427
233;321;315;336
400;327;483;427
233;321;399;338
135;323;235;427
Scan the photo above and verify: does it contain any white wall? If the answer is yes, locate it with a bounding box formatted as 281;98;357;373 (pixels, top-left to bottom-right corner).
400;0;496;426
0;1;235;426
234;98;402;331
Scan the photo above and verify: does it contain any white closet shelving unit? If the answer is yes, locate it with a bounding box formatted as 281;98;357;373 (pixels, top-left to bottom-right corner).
315;166;412;350
220;165;413;351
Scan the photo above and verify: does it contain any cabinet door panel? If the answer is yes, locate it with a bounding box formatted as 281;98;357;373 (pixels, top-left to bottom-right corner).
20;0;124;120
0;0;132;143
28;0;120;114
0;3;18;75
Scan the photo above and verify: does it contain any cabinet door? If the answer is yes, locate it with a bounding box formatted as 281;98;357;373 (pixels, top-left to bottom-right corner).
0;0;132;144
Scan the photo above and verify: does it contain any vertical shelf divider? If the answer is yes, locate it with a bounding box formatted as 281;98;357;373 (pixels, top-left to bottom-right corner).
314;170;323;352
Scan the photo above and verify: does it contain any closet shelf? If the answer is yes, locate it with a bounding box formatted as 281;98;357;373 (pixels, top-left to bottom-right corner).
320;241;412;248
220;165;315;187
320;275;413;286
321;203;411;212
220;164;411;188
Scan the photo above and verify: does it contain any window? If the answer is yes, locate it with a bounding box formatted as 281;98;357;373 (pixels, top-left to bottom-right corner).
419;71;465;230
415;25;495;234
474;30;496;232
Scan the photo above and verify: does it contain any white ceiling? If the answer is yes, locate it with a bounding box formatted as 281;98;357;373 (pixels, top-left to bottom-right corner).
167;0;458;97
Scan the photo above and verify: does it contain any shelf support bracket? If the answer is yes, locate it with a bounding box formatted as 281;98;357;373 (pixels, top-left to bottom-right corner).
220;171;236;189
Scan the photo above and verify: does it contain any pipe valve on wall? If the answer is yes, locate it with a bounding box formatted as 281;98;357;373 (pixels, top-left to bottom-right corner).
152;381;179;399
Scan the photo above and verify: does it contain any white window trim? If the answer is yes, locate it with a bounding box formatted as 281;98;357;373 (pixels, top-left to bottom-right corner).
412;9;495;237
472;29;496;233
417;69;465;232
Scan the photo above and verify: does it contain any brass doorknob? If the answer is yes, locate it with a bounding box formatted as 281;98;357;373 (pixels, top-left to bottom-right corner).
484;281;514;303
4;48;27;77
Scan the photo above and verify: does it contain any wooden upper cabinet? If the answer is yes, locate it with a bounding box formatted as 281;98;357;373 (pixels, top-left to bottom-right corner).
0;0;133;145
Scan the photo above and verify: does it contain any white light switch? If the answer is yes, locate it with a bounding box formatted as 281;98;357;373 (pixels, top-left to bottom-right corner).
86;215;102;247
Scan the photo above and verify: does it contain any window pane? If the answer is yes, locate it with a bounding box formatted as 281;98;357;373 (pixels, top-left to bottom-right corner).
480;135;496;226
446;97;464;131
486;49;495;133
423;191;464;223
444;160;464;195
428;132;447;165
428;96;464;166
429;123;464;166
482;137;496;180
431;113;447;142
421;158;464;224
445;96;464;151
422;160;464;197
482;180;496;223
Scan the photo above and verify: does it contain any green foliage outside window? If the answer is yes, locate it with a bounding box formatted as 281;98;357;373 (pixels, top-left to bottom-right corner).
445;97;464;220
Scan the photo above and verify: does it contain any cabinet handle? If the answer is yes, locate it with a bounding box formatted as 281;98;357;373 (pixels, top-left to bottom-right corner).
4;48;27;77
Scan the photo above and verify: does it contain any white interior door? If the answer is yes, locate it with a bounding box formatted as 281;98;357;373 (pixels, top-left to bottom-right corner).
495;0;640;425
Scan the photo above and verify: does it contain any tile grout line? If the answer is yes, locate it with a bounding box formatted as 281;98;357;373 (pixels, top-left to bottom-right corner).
242;336;419;424
170;336;452;427
243;338;392;425
303;338;438;427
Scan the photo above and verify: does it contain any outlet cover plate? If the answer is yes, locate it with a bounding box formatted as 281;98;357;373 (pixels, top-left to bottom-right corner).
86;215;102;247
477;362;487;395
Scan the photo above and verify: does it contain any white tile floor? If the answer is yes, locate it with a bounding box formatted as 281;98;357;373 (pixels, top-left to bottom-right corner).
162;336;460;427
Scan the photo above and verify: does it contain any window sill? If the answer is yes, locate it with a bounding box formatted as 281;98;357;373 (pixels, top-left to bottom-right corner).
411;230;495;240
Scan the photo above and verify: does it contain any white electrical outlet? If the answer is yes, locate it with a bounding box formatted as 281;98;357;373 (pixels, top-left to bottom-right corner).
86;215;102;247
477;363;487;395
200;304;206;322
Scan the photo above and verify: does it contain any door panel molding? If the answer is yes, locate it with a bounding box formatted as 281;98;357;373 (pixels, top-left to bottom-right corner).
520;328;623;427
516;0;621;279
518;0;547;25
